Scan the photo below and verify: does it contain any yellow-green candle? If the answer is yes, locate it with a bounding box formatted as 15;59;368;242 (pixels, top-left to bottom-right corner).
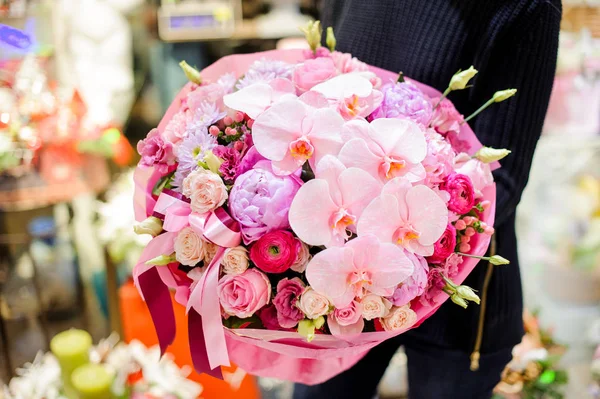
71;364;114;399
50;329;93;398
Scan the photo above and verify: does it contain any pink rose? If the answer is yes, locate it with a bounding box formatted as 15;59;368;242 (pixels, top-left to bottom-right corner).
137;128;176;167
379;304;418;332
290;240;311;273
454;153;494;198
427;223;457;264
273;278;305;328
298;287;330;319
442;173;475;214
430;97;464;135
250;230;298;274
174;227;206;266
327;300;364;336
218;268;271;318
360;294;392;321
293;57;337;93
182;168;228;214
330;51;369;74
390;251;429;307
222;246;249;275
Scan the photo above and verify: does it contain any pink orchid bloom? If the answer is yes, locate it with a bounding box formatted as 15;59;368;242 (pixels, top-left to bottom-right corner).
305;234;415;308
223;78;295;119
338;118;428;183
310;73;383;120
358;177;448;256
252;97;345;174
289;155;381;247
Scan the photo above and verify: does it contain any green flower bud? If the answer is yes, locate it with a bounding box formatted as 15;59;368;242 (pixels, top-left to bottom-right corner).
146;253;177;266
456;285;480;304
326;27;336;52
449;66;478;91
203;150;224;175
489;255;510;266
300;20;322;53
179;61;202;85
133;216;163;237
298;319;316;342
451;294;469;309
493;89;517;103
474;147;511;163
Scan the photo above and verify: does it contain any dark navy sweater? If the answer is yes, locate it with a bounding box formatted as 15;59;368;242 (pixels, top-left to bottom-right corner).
321;0;561;353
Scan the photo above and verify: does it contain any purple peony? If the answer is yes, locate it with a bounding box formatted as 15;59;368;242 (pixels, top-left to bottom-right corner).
213;145;241;183
370;81;433;126
229;161;302;244
273;278;305;328
237;146;267;176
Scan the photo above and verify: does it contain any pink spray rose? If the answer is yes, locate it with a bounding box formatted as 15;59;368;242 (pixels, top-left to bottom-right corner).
293;57;337;93
250;230;298;274
390;251;429;307
427;223;457;264
273;278;306;328
218;268;271;318
137;128;176;168
429;97;464;135
221;246;249;275
360;294;392;321
442;173;476;214
182;168;228;214
327;300;364;336
298;287;331;319
162;111;191;147
379;304;418;332
229;163;302;243
290;239;311;273
174;226;206;266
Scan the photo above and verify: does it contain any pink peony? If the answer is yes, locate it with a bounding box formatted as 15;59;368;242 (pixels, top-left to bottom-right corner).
330;51;369;74
379;304;418;332
454;153;494;198
273;278;306;328
293;57;337;93
421;129;457;185
250;230;298;274
137;128;176;168
427;223;457;264
236;146;267;176
430;97;463;135
442;173;475;214
182;168;228;214
390;251;429;307
218;268;271;318
327;300;364;336
229;163;302;243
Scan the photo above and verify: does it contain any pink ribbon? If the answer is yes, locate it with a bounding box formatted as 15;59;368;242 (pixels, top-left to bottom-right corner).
135;189;241;378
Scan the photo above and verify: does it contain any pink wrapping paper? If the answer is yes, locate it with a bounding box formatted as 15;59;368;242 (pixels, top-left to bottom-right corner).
133;49;497;385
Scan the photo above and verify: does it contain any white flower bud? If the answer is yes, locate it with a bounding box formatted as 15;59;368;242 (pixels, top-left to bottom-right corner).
456;285;481;304
326;27;336;52
133;216;163;237
489;255;510;266
146;253;177;266
300;20;322;52
179;61;202;85
474;147;511;163
493;89;517;103
449;66;478;91
451;294;468;309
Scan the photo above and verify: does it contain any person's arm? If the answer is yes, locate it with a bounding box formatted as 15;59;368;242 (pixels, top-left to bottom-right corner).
467;0;562;226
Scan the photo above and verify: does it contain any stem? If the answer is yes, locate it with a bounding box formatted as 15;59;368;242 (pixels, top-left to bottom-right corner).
462;98;494;124
457;252;491;262
432;87;452;112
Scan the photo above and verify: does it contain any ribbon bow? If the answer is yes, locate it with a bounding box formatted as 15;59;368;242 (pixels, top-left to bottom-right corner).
135;189;241;379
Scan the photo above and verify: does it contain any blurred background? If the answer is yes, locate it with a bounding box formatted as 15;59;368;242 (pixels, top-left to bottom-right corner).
0;0;599;398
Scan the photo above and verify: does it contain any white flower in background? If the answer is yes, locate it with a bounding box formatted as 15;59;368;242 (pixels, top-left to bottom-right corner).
3;352;64;399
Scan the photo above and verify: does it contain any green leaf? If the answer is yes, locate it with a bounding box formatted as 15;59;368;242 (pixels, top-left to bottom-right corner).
538;369;556;385
223;315;261;329
152;171;175;196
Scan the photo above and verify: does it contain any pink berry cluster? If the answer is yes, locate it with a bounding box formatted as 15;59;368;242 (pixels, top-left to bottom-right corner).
208;111;254;146
453;200;494;253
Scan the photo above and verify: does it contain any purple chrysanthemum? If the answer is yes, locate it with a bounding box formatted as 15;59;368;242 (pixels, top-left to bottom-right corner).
173;130;217;189
217;73;237;94
370;81;433;126
187;102;226;134
236;59;293;89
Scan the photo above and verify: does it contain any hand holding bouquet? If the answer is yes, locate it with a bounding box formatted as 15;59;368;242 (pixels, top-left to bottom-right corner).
132;21;513;384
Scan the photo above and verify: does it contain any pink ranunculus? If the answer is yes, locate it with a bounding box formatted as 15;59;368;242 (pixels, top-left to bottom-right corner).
223;78;295;120
358;177;448;257
390;251;429;307
218;268;271;318
330;51;369;74
379;304;418;332
290;239;311;273
427;223;457;264
251;97;345;174
327;300;364;336
250;230;298;274
338;118;427;183
454;153;494;198
442;173;476;215
229;163;302;243
430;97;464;135
289;155;381;247
360;294;392;321
182;168;228;214
310;73;383;120
257;304;288;330
297;287;331;319
273;278;306;328
293;57;337;93
305;234;414;308
137;128;176;168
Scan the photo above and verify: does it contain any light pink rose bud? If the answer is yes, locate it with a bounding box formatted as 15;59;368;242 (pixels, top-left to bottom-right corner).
290;240;311;273
182;168;228;214
174;226;206;266
360;294;392;321
379;304;418;332
221;246;249;275
298;287;331;320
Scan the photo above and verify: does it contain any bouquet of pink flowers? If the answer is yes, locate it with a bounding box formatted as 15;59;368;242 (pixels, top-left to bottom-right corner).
132;22;514;384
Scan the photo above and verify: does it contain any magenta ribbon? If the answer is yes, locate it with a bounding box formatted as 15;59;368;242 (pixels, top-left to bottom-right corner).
135;190;241;378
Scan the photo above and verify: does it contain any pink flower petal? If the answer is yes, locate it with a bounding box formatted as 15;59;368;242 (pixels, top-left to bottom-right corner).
305;107;345;163
252;98;308;161
369;242;415;295
328;315;365;337
311;73;373;100
368;119;427;163
338;167;381;219
269;78;295;101
345;233;380;271
272;152;303;175
315;155;346;205
338;138;382;180
356;195;401;244
305;246;356;307
299;91;329;109
223;83;274;119
289;179;338;246
382;177;412;221
406;185;448;246
341;119;370;142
